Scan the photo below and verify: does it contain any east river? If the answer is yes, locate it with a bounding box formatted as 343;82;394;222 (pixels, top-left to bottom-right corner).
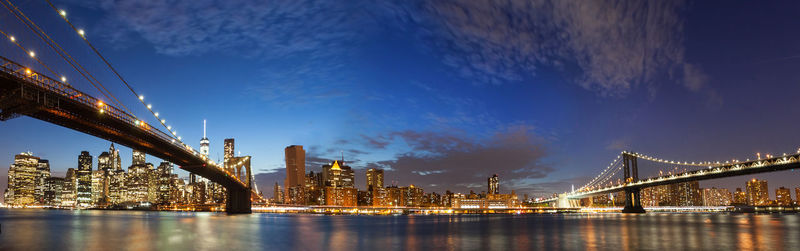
1;209;799;250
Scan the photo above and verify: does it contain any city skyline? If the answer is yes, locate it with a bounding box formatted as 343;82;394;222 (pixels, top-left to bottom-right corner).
3;1;800;199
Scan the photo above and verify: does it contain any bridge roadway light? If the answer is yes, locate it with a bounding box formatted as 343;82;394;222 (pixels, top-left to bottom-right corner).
78;29;85;36
139;95;144;100
61;76;66;82
147;104;152;109
59;10;66;16
9;36;15;41
29;51;35;57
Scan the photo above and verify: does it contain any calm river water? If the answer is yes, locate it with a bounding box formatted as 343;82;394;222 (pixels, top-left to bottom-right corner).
1;209;798;250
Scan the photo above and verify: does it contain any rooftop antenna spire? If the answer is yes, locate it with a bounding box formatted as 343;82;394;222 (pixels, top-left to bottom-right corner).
203;119;207;138
341;150;344;165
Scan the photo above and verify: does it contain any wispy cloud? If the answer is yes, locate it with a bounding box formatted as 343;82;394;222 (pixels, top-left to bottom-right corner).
381;0;717;100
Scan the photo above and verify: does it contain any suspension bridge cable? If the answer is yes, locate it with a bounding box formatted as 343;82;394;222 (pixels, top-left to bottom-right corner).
0;0;128;110
42;0;182;143
0;27;59;78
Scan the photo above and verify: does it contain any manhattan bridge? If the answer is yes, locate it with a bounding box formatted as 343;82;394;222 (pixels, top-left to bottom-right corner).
2;1;799;214
0;0;261;213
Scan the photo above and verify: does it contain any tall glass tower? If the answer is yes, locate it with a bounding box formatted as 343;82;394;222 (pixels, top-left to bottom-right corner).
200;120;210;158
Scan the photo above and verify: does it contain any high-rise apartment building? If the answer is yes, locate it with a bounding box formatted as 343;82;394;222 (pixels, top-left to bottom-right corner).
675;181;702;206
746;179;769;206
488;174;499;194
366;168;384;191
776;187;792;206
76;151;93;208
702;187;732;206
733;188;747;205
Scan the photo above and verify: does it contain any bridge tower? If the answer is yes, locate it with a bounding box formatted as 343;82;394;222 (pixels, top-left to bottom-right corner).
622;152;646;213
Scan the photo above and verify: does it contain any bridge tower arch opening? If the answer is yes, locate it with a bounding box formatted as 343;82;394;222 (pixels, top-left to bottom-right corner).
622;152;646;213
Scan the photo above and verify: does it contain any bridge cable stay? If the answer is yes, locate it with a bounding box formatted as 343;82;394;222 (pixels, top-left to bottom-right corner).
578;155;623;191
0;0;129;111
0;27;59;78
42;0;191;149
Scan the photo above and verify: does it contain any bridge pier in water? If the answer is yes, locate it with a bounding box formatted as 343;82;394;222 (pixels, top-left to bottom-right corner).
622;153;646;213
226;186;252;214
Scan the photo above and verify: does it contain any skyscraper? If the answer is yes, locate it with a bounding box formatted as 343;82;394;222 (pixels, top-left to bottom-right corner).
200;120;210;157
44;177;64;207
76;151;93;208
776;187;792;206
110;143;121;171
366;168;384;191
746;179;769;206
488;174;499;194
132;150;146;166
34;159;50;205
97;151;112;205
61;168;77;207
284;145;306;204
4;153;40;206
224;139;235;167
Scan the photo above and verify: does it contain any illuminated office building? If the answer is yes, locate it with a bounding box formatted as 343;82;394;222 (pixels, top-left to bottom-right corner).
366;168;384;191
132;150;146;166
4;153;41;206
44;177;64;206
200;120;210;157
675;181;702;206
224;139;235;167
284;145;306;204
156;162;174;204
91;170;105;206
76;151;93;208
34;159;50;205
61;168;77;207
108;169;126;204
746;179;769;206
488;174;499;194
126;162;153;203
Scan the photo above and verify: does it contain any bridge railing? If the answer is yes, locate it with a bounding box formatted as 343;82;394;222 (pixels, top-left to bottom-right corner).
1;55;249;187
0;56;188;155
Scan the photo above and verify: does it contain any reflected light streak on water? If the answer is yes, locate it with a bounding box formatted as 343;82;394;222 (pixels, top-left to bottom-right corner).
1;209;799;250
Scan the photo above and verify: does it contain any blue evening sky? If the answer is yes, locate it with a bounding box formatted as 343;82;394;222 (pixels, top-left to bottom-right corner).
2;1;800;198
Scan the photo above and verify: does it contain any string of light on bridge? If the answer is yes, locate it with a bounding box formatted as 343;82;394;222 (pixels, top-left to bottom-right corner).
45;3;199;156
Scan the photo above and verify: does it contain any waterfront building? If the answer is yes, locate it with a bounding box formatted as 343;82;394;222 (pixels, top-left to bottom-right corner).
61;168;77;207
488;174;499;194
76;151;93;208
4;153;41;206
702;187;732;206
776;187;792;206
224;138;235;168
110;143;122;171
796;187;800;204
746;179;769;206
732;188;747;205
97;151;111;204
404;185;424;207
273;182;284;203
640;187;659;206
675;181;702;206
34;159;50;205
284;145;306;204
91;170;105;206
371;187;389;206
324;186;357;206
305;171;323;205
44;177;64;206
156;162;174;204
108;169;126;204
322;160;354;188
386;186;405;207
126;162;153;203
